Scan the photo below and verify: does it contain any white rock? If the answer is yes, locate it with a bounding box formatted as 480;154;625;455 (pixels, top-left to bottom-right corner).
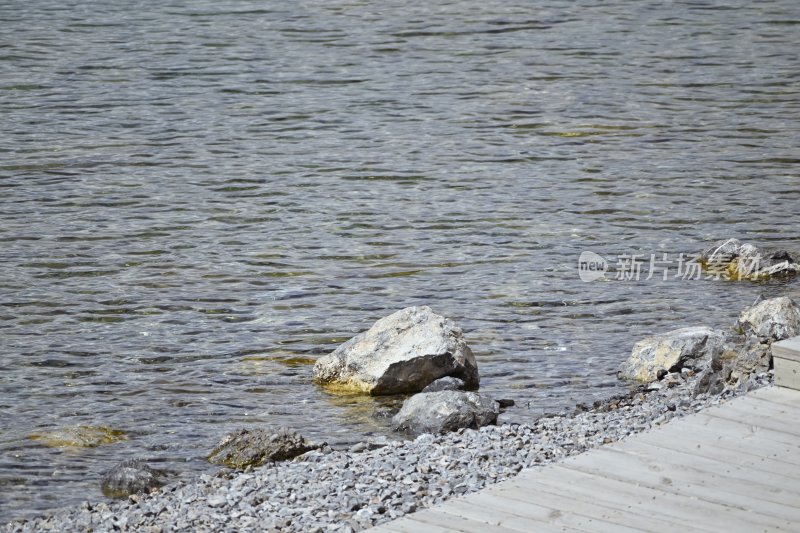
618;327;726;382
313;306;479;395
738;296;800;342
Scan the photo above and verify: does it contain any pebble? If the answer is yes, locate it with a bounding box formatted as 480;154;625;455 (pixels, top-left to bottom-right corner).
2;373;773;533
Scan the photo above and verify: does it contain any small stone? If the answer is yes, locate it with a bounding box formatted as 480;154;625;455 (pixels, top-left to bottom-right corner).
349;442;367;453
100;459;164;499
421;377;466;393
207;494;226;508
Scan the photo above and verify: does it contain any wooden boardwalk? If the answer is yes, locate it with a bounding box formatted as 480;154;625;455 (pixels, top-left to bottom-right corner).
371;385;800;533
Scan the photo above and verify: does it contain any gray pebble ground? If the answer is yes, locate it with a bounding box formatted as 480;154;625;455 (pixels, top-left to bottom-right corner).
2;372;772;533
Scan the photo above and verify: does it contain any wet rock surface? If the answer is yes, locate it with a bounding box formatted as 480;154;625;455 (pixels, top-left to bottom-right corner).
313;306;479;395
421;376;465;393
100;460;164;499
391;391;499;435
618;326;725;382
699;238;799;280
207;428;321;469
3;370;775;533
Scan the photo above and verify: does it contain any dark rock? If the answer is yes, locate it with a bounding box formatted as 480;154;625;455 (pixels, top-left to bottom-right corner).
391;391;499;435
313;306;479;395
496;399;515;408
208;428;321;469
100;459;163;498
421;377;465;393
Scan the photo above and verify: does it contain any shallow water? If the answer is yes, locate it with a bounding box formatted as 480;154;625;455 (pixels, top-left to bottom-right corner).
1;0;799;521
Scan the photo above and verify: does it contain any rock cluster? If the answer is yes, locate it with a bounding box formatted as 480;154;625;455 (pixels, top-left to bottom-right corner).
619;296;800;395
698;238;799;280
312;306;479;395
4;370;773;533
4;299;795;532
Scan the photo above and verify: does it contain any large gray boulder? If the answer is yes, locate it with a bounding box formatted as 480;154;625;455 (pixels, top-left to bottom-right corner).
737;296;800;343
391;391;498;435
313;306;479;395
618;327;726;382
208;428;320;469
100;459;163;498
699;239;799;280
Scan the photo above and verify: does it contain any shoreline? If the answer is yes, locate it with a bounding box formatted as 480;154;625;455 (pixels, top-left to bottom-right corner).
2;370;773;533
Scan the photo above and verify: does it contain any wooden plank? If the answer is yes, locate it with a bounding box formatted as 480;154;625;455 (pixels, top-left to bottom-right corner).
434;496;589;533
491;475;709;533
399;507;522;533
612;437;800;495
775;357;800;390
574;444;800;521
750;385;800;406
688;410;800;448
464;490;636;533
371;497;582;533
704;399;800;437
374;517;459;533
514;458;788;532
772;336;800;362
632;416;800;477
635;417;800;473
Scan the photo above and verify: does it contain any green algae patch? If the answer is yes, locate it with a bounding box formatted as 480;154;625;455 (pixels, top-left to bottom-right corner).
240;353;317;374
315;379;374;396
271;355;316;367
29;426;127;448
699;257;777;281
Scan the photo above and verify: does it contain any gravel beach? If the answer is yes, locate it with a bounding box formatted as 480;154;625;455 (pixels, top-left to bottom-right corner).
2;371;773;533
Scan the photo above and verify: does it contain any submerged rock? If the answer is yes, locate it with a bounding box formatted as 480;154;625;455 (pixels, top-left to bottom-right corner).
421;376;465;393
618;327;726;382
737;296;800;342
208;428;321;469
101;459;163;498
313;306;479;395
391;391;499;435
29;426;127;448
699;238;799;280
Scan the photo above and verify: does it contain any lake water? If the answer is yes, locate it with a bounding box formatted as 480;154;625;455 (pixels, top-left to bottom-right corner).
1;0;799;522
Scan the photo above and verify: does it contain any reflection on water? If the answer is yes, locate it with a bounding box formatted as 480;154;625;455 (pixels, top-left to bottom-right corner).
1;0;799;521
